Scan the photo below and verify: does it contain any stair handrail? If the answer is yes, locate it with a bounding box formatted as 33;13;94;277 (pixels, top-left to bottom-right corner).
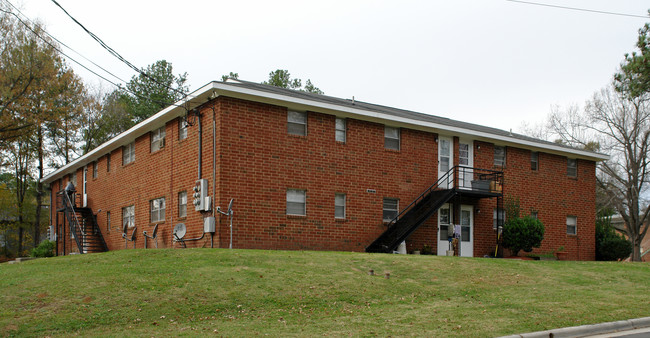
62;192;85;253
385;166;457;228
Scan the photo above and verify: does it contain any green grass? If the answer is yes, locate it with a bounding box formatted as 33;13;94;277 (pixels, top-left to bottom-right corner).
0;249;648;337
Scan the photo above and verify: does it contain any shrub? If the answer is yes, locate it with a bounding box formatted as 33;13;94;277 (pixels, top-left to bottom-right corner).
595;216;631;261
30;240;54;258
502;216;545;256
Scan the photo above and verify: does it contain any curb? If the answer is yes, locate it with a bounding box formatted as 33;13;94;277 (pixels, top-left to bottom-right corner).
499;317;650;338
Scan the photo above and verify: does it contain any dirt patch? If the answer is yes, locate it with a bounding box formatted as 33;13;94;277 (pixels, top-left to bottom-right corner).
82;296;93;303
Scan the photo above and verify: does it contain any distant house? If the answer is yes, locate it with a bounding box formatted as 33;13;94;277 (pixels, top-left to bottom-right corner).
42;79;608;260
611;215;649;262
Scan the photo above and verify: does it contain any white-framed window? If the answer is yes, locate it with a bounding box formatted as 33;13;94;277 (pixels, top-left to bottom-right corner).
384;126;400;150
150;197;166;223
286;189;306;216
122;205;135;229
122;142;135;165
493;208;505;229
459;143;469;166
531;151;539;171
567;216;577;235
335;193;346;219
335;117;346;143
106;153;111;172
567;158;577;177
92;161;98;178
179;116;188;140
151;126;166;152
494;146;506;166
383;198;399;222
439;204;451;240
178;191;187;218
288;111;307;136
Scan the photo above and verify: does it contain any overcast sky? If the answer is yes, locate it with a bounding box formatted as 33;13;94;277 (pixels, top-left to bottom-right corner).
14;0;650;133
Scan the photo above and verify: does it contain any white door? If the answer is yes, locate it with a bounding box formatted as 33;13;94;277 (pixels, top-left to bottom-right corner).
83;166;88;207
438;137;453;189
437;203;452;255
458;140;473;189
459;205;473;257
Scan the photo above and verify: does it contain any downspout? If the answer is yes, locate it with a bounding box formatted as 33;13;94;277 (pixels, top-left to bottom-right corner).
197;109;202;180
212;104;217;248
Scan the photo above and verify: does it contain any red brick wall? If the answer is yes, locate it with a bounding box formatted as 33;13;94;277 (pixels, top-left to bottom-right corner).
48;96;597;260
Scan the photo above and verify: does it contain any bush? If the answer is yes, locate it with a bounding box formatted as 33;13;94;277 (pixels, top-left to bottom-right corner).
596;216;631;261
30;240;54;258
502;216;545;256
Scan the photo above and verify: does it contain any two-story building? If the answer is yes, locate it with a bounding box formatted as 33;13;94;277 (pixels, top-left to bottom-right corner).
43;79;607;260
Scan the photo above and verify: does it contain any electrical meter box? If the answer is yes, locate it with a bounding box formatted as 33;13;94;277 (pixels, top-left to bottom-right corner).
193;179;209;211
204;217;216;233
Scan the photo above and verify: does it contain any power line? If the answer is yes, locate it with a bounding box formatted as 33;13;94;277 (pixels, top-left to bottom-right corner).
3;0;126;86
506;0;649;19
0;6;190;110
50;0;192;101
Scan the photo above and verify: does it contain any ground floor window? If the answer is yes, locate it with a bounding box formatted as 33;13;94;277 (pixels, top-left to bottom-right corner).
566;216;577;235
150;197;166;222
122;205;135;229
383;198;399;222
287;189;306;216
178;191;187;218
335;193;346;219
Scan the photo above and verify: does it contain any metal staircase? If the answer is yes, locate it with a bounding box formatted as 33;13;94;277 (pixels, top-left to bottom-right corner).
366;166;503;253
61;193;108;254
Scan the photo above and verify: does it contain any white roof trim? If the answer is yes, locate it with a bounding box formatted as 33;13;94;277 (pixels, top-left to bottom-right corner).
42;81;608;185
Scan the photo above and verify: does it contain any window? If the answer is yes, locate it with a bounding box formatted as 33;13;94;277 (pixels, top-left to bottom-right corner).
286;189;306;216
459;143;469;166
178;191;187;218
123;142;135;165
92;162;98;178
179;116;188;140
106;153;111;172
493;208;505;229
383;198;399;222
335;118;346;143
439;205;451;240
122;205;135;229
71;171;77;186
335;193;346;219
288;111;307;136
384;126;400;150
151;126;166;152
531;151;539;171
531;211;538;219
150;197;166;223
494;146;506;166
567;158;577;177
106;211;111;232
567;216;577;235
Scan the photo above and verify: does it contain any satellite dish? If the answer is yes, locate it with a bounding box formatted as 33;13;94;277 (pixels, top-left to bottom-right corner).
227;198;234;214
151;224;158;238
173;223;186;239
130;226;137;241
122;223;128;234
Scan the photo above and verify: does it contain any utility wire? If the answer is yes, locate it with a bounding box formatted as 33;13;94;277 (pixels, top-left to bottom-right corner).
3;0;126;85
506;0;649;19
0;6;190;110
50;0;193;101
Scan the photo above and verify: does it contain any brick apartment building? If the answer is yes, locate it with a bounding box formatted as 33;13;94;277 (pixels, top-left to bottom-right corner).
43;80;608;260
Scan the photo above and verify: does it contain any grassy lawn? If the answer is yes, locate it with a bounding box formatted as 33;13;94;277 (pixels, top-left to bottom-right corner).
0;249;648;337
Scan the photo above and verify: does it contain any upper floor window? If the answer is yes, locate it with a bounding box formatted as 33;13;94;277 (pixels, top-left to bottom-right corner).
123;142;135;165
92;161;98;178
179;116;188;140
122;205;135;229
287;189;306;216
531;151;539;171
335;117;346;143
566;216;577;235
335;193;346;219
151;126;166;152
150;197;166;223
567;158;577;177
288;111;307;136
384;126;400;150
106;153;111;172
383;198;399;222
494;146;506;166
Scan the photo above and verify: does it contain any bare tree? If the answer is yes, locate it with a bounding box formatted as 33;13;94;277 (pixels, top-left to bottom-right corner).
549;86;650;261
